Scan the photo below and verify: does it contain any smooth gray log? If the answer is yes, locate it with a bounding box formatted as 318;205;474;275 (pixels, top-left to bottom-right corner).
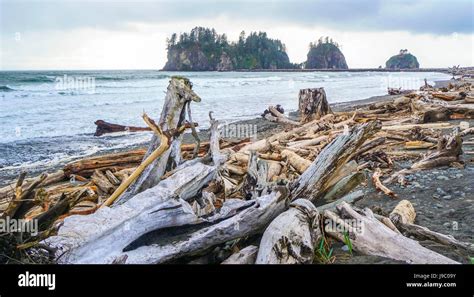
256;199;321;264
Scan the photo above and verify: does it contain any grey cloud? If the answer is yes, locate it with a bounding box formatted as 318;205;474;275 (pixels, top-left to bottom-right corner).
1;0;472;35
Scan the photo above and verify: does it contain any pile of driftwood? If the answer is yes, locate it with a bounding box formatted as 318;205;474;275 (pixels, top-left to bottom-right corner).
1;76;473;264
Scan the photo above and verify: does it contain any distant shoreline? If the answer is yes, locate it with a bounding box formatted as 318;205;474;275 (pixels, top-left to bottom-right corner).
160;68;451;73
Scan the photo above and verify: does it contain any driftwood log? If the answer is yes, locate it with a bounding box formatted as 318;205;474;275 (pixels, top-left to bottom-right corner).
45;162;217;264
323;202;458;264
115;77;201;205
94;120;151;136
221;245;259;264
63;149;146;178
46;121;380;263
388;200;474;255
291;121;381;201
298;88;332;123
385;130;464;184
256;199;321;264
263;106;300;126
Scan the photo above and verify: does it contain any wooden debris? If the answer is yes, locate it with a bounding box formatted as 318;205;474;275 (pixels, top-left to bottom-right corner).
291;121;381;202
263;106;300;126
372;168;397;198
221;246;258;264
389;200;416;225
324;202;458;264
94;120;151;136
2;77;472;265
63;150;145;178
256;199;320;264
281;150;311;174
298;88;333;123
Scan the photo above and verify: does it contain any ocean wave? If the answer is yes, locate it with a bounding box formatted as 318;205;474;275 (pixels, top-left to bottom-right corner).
15;76;56;83
96;84;161;89
95;74;169;81
0;85;15;92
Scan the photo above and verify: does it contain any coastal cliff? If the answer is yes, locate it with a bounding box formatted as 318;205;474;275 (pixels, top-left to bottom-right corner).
163;27;295;71
305;38;348;69
385;49;420;69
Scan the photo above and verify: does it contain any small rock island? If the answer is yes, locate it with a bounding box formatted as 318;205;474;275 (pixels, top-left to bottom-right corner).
385;49;420;69
305;37;348;69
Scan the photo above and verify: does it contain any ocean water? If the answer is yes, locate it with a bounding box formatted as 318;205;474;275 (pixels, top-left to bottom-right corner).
0;70;450;184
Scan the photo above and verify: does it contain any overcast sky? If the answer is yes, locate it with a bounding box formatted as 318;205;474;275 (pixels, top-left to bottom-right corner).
1;0;473;70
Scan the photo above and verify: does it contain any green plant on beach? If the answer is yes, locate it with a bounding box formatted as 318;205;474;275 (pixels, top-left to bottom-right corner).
315;236;335;264
343;231;353;255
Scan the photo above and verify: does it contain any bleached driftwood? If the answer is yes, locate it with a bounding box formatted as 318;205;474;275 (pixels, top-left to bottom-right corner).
397;223;474;254
316;190;364;213
264;106;300;126
242;151;270;199
208;112;227;166
45;162;216;264
389;200;416;225
256;199;321;264
116;188;289;264
321;172;365;203
116;77;201;204
324;202;459;264
238;114;335;153
385;130;464;184
221;245;259;264
388;200;473;254
291;121;381;202
372;168;397;198
281;150;311;174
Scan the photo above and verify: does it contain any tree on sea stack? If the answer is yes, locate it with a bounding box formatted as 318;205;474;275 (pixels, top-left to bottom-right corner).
298;88;333;123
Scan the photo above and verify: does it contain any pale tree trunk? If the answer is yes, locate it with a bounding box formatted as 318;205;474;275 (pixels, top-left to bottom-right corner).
115;77;201;205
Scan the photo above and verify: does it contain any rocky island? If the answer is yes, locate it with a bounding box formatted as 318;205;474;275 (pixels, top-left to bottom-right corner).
163;27;296;71
386;49;420;69
305;37;348;69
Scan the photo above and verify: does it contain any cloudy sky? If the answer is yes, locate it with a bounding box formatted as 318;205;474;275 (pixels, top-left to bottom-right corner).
1;0;473;70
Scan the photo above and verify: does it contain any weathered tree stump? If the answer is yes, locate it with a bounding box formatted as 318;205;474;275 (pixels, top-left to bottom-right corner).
298;88;332;123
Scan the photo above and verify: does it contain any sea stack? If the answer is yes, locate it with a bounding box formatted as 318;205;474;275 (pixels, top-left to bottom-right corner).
385;49;420;69
305;37;348;69
163;27;294;71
